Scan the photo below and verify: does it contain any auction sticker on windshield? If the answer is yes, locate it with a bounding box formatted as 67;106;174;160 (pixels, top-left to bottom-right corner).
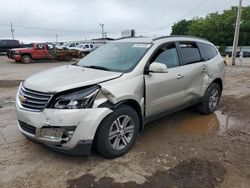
133;44;151;48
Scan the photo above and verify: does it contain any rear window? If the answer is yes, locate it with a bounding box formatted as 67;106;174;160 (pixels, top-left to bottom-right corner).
179;42;201;65
198;42;218;61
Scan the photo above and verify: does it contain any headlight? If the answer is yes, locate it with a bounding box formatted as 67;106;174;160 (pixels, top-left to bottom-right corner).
15;51;20;55
52;85;100;109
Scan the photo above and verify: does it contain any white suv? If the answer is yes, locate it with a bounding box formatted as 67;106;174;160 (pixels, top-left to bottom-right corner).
16;36;225;158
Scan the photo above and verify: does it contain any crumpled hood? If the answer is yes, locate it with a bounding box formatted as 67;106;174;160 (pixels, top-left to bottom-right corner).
23;65;122;93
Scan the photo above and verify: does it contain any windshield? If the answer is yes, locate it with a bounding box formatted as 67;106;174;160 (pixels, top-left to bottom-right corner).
77;42;151;72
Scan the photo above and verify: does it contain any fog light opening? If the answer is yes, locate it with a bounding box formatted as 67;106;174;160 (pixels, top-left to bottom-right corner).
37;126;76;144
61;128;76;144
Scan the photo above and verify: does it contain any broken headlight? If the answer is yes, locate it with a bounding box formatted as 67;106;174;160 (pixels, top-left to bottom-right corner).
52;85;100;109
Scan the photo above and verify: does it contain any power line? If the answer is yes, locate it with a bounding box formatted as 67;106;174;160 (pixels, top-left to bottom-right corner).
48;0;150;27
0;0;149;36
0;23;100;33
141;0;208;34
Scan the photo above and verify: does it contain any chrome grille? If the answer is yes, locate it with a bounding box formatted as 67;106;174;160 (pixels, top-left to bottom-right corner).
18;85;53;112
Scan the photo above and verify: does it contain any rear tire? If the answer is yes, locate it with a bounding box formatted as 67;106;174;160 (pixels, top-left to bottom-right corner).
197;83;221;114
22;55;32;64
96;105;139;159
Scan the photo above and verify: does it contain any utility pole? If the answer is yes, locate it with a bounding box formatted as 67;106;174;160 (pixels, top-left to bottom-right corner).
99;23;104;38
10;22;14;39
232;0;243;66
56;34;58;43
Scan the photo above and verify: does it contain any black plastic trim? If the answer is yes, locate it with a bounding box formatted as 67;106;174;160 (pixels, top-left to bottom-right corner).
144;97;203;124
23;134;93;156
153;35;209;42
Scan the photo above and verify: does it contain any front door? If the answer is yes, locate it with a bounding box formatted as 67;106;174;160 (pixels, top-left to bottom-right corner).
145;42;186;117
33;44;49;59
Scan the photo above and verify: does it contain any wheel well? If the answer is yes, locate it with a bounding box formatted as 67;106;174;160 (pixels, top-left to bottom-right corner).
212;78;223;90
21;53;32;59
98;99;144;132
121;100;144;131
93;99;144;150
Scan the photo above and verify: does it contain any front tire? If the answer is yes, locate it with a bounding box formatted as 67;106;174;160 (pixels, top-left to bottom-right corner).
96;105;140;159
197;83;221;114
22;55;32;64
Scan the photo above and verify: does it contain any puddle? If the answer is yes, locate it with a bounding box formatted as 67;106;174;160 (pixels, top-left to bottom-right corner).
175;111;236;135
143;110;239;138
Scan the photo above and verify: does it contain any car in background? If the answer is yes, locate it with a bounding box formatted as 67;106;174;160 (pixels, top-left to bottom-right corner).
74;43;96;57
58;42;80;49
225;51;250;58
55;42;65;48
0;39;22;53
9;43;81;63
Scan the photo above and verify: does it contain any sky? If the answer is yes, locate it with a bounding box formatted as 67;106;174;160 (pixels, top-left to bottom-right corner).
0;0;249;42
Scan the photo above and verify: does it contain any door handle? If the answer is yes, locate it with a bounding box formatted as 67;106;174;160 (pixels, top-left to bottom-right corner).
177;74;184;79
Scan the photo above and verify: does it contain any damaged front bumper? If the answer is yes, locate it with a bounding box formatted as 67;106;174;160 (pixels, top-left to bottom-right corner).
16;103;112;155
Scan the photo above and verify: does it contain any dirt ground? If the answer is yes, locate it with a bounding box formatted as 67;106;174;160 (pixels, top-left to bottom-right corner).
0;56;72;81
0;56;250;188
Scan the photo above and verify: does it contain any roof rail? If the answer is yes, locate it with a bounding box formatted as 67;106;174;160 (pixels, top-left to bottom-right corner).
115;36;148;41
153;35;209;42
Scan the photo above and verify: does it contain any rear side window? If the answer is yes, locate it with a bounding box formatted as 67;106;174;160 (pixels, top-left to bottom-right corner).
8;40;18;46
179;42;201;65
151;43;180;69
198;42;218;61
0;40;7;46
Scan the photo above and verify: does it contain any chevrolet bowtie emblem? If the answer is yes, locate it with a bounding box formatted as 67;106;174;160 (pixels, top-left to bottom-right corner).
19;95;27;103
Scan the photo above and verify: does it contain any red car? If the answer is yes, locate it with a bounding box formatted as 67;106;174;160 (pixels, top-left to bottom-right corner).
9;43;54;63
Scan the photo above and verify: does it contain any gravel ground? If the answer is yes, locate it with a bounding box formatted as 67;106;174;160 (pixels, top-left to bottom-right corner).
0;56;250;188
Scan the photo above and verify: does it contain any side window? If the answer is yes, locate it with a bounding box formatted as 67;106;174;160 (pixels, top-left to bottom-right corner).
151;43;180;69
37;44;45;50
47;44;54;50
0;40;7;46
179;41;201;65
70;43;75;47
198;42;218;61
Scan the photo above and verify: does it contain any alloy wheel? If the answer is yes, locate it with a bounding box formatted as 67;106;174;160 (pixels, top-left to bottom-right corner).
208;88;219;110
109;115;135;151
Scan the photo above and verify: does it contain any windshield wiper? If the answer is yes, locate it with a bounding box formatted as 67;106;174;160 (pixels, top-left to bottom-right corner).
83;65;111;71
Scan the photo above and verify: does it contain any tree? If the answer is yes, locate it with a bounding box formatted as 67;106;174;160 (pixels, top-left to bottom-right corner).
171;20;193;35
171;6;250;46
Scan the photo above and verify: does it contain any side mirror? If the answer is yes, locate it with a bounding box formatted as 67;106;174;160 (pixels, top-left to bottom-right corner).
149;62;168;73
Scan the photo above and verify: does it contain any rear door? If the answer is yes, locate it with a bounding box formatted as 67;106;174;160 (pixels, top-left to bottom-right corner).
197;42;225;92
145;42;186;117
177;41;206;103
